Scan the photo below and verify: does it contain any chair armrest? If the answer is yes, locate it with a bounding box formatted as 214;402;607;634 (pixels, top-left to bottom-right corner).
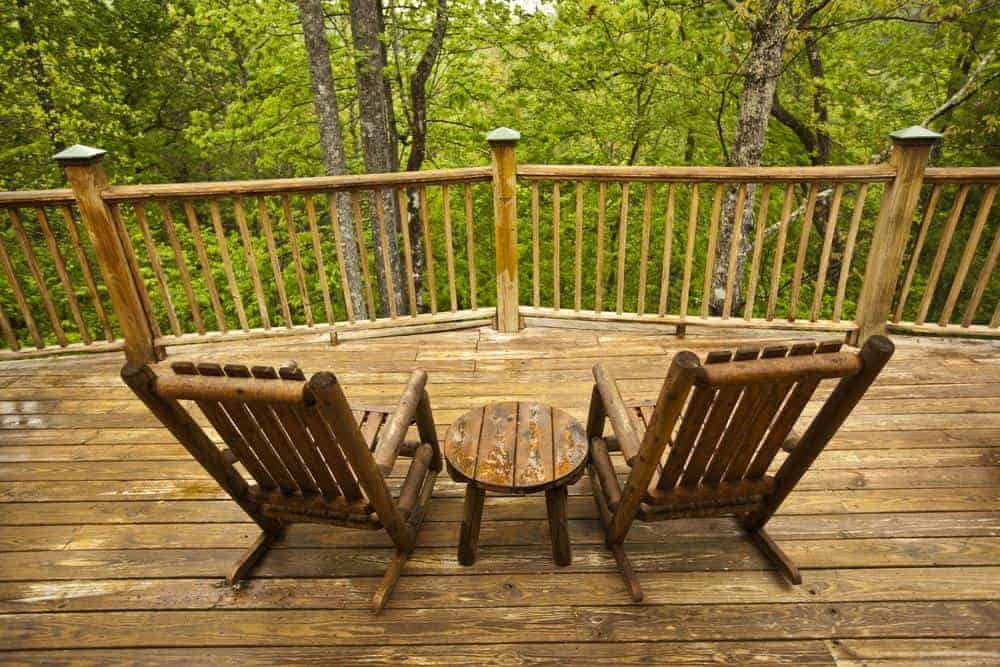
590;436;622;509
593;363;644;465
396;443;434;518
374;370;428;475
782;429;801;453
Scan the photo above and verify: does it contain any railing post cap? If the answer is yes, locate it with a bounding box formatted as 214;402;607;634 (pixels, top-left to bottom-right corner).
888;126;942;143
486;127;520;144
53;144;107;165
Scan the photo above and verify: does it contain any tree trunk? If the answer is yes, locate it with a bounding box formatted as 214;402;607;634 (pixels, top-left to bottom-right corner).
297;0;369;320
709;0;792;315
403;0;448;309
15;0;63;151
348;0;405;317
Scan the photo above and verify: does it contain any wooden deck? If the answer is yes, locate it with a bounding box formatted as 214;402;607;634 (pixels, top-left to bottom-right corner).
1;324;998;665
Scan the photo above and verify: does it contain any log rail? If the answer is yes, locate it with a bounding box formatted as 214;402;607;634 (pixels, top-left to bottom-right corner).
0;127;996;361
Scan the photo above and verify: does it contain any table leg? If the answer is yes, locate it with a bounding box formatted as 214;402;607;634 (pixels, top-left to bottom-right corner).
545;485;571;566
458;484;485;565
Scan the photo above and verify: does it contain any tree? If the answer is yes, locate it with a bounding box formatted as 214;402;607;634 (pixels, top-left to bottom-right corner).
709;0;830;315
297;0;369;319
348;0;406;316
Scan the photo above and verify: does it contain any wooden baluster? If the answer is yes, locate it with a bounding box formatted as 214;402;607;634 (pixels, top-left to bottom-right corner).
963;212;1000;328
418;186;437;316
531;181;540;308
234;197;270;330
60;205;113;341
722;184;747;319
0;233;42;348
258;196;293;327
788;183;819;322
833;184;868;323
209;200;249;331
615;183;630;315
109;204;160;340
658;184;675;317
328;193;356;323
183;201;227;332
992;299;1000;329
281;195;314;326
939;184;997;326
134;201;180;337
893;184;939;323
916;185;969;325
0;301;17;350
553;181;561;310
35;206;90;343
574;182;584;311
442;184;457;313
811;183;843;322
6;208;66;345
766;183;794;321
374;189;398;319
637;183;653;315
595;182;606;313
397;188;418;317
679;183;700;320
304;195;334;325
351;191;377;321
743;183;770;321
700;184;723;318
159;201;204;335
464;183;477;311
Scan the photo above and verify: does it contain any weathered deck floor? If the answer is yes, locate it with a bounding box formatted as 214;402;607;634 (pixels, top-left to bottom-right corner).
0;324;998;665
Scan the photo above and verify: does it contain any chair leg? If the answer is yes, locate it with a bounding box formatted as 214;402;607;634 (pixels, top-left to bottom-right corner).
227;527;282;587
748;526;802;585
589;466;643;602
372;549;409;614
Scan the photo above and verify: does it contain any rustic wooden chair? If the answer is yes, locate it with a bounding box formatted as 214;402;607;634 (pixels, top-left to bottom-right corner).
121;360;441;613
586;335;894;602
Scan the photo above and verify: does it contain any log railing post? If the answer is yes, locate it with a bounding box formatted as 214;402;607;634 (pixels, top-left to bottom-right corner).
55;145;161;363
853;126;940;343
487;127;522;333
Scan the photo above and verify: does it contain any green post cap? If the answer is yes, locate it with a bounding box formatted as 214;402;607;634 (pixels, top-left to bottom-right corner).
53;145;107;164
486;127;521;143
888;126;942;143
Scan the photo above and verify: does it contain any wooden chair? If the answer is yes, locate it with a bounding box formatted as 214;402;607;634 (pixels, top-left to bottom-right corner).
121;360;441;613
586;335;894;602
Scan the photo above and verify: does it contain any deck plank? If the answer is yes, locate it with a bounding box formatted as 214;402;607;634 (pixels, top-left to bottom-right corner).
0;325;997;662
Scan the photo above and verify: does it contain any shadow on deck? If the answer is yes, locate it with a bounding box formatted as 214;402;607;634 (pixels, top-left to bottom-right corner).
1;324;999;665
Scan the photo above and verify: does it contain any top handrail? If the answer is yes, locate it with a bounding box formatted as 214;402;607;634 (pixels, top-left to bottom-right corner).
0;188;76;207
98;166;492;202
516;164;897;182
923;167;1000;183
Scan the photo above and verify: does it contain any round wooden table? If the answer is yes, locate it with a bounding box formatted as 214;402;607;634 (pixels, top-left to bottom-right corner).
444;401;589;566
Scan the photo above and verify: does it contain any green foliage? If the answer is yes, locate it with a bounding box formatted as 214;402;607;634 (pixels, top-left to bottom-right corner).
0;0;997;350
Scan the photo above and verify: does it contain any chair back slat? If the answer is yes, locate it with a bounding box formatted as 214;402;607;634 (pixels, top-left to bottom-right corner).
719;344;793;482
678;348;758;487
223;364;319;495
253;365;341;498
172;362;277;490
298;400;366;502
644;338;859;502
157;361;394;509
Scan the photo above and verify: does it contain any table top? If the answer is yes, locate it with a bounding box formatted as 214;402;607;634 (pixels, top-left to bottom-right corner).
444;401;589;494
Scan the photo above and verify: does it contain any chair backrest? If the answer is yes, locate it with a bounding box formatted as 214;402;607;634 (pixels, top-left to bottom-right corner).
620;335;894;521
121;360;394;522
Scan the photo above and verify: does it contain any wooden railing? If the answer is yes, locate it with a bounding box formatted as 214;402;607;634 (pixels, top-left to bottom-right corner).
889;168;1000;337
515;164;893;333
0;126;996;362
